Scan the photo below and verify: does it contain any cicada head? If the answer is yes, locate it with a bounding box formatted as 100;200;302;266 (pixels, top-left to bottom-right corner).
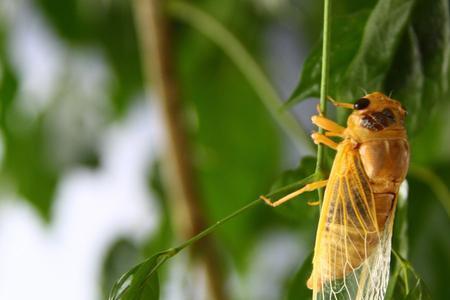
347;92;407;139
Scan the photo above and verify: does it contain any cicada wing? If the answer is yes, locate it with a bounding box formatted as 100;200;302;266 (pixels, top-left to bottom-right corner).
311;153;395;300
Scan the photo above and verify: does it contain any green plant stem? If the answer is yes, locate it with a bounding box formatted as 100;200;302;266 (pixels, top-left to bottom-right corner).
408;164;450;217
171;198;261;253
168;1;313;152
314;0;332;204
145;172;319;266
157;171;318;258
391;249;410;294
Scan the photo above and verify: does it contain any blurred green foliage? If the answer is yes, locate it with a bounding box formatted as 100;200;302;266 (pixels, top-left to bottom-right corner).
37;0;143;114
0;0;449;299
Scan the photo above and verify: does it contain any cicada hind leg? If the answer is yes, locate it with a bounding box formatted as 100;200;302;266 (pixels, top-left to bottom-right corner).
260;180;328;207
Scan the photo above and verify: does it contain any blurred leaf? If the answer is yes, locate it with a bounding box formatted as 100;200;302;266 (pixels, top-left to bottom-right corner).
404;278;431;300
0;61;18;125
109;251;168;300
386;182;409;299
35;0;142;115
102;239;140;299
408;0;450;122
288;0;449;134
143;161;173;257
383;26;423;133
409;102;450;165
285;252;313;300
287;9;370;104
2;117;58;219
267;156;318;225
386;0;450;134
389;250;432;300
406;164;450;299
337;0;415;99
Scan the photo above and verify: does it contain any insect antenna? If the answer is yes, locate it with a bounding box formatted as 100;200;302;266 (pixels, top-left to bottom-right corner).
359;87;368;96
388;90;394;98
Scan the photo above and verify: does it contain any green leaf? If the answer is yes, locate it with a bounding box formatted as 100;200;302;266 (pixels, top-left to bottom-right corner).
102;239;140;299
143;161;173;257
285;252;313;300
409;0;450;120
287;9;370;104
384;26;423;133
109;251;169;300
289;0;415;103
0;60;18;125
386;182;409;299
266;157;318;224
386;0;450;134
36;0;143;116
404;278;431;300
406;164;450;299
337;0;416;99
389;250;432;300
2;117;58;219
288;0;450;134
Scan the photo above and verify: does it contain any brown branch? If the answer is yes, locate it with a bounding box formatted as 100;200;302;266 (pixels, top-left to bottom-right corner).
132;0;227;299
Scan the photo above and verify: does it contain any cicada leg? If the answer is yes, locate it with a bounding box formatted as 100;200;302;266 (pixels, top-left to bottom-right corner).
260;180;328;207
311;132;338;150
311;115;345;137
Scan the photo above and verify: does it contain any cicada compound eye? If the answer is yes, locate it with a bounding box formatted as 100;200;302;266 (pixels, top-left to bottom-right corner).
354;98;370;110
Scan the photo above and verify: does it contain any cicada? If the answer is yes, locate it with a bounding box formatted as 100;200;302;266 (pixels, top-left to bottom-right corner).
262;92;409;300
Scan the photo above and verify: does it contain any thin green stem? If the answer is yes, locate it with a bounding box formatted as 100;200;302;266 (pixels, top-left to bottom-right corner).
159;172;319;257
391;249;410;294
315;0;332;204
155;172;318;261
408;164;450;218
173;198;261;253
168;1;313;152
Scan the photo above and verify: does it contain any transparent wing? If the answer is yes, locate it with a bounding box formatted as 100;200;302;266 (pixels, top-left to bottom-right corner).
311;151;395;300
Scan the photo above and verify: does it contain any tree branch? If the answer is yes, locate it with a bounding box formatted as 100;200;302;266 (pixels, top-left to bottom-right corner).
132;1;227;299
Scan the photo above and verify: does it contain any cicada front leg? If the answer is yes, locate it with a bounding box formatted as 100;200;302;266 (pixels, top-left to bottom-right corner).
310;114;347;150
311;115;345;137
311;132;339;150
260;180;328;207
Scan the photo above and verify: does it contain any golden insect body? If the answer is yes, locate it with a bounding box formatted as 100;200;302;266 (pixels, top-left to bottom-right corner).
261;92;409;300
